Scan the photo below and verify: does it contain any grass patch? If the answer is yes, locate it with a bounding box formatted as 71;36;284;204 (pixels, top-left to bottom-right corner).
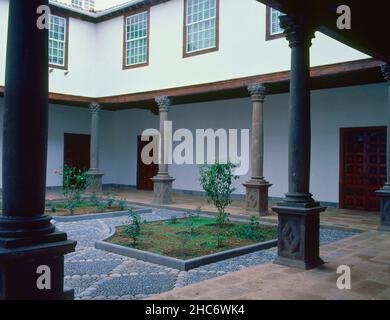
108;217;277;260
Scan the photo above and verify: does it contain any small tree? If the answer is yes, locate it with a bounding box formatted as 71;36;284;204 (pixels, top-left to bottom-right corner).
61;165;91;215
124;209;143;245
199;162;238;227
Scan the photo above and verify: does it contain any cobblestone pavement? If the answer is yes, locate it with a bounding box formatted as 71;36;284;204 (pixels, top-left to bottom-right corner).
55;209;357;300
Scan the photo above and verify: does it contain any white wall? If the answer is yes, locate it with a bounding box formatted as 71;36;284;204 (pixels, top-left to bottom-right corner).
95;0;368;97
0;0;369;97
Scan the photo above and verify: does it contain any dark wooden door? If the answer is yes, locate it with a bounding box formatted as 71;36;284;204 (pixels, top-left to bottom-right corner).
64;133;91;171
137;135;158;191
340;127;386;211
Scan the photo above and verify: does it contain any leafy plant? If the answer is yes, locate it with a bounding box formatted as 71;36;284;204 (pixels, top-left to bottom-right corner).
104;191;116;208
178;212;197;256
216;229;227;248
168;215;178;225
242;216;261;240
118;199;127;211
199;162;238;227
97;204;106;212
90;193;99;205
124;209;142;245
60;165;91;215
47;201;57;213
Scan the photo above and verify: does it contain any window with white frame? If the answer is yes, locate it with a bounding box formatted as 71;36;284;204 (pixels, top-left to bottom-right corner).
125;11;149;67
270;8;284;35
71;0;82;9
49;15;67;67
185;0;217;54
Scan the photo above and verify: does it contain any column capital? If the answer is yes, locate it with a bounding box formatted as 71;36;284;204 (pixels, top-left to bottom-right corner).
155;96;172;112
280;14;316;48
381;64;390;83
89;102;101;113
248;83;267;102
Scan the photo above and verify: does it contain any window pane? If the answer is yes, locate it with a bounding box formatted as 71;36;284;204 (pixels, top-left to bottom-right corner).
126;11;148;66
270;8;285;35
49;15;66;67
186;0;217;54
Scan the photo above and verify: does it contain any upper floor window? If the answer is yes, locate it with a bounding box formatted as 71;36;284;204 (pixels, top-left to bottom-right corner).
123;10;149;69
49;14;68;69
184;0;219;57
71;0;82;9
266;7;285;40
71;0;95;11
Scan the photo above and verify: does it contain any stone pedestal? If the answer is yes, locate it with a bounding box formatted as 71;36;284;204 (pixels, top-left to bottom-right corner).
244;180;272;216
272;203;326;269
86;170;104;195
376;188;390;232
0;232;76;300
152;176;175;205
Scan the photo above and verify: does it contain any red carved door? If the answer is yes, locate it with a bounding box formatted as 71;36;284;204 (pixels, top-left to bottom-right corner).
340;127;387;211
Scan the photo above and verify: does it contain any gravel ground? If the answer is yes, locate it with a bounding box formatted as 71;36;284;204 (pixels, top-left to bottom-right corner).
55;209;357;300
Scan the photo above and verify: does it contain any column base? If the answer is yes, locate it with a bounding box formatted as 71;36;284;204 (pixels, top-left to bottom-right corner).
0;231;76;300
243;179;272;216
272;202;326;270
375;187;390;232
86;170;104;195
152;175;175;205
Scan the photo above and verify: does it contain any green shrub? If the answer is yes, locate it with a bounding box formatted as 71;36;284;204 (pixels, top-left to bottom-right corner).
118;199;126;211
124;209;142;245
104;192;116;208
61;165;91;215
199;162;238;227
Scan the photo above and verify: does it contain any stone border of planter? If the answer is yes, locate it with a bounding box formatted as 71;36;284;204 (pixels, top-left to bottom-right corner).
95;225;278;271
53;206;152;222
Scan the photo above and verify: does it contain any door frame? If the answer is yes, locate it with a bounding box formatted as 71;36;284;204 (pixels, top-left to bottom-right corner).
339;126;386;209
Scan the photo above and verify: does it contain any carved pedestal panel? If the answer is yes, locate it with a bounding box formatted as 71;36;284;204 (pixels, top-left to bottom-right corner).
152;176;175;205
376;189;390;232
272;204;326;270
244;180;272;216
86;171;104;195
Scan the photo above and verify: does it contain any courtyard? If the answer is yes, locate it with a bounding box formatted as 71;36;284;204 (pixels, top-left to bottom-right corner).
1;0;390;303
40;188;387;300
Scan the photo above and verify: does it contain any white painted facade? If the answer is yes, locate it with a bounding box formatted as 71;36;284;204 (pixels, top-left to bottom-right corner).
0;0;368;95
0;0;386;206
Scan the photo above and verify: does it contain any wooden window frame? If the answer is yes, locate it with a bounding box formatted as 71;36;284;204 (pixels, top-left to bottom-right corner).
265;6;284;41
49;12;69;70
183;0;220;58
123;8;150;70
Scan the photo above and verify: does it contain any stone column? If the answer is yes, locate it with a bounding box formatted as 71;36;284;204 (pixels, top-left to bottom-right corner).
271;14;326;270
86;102;104;194
376;64;390;232
244;83;272;216
0;0;76;300
152;96;175;205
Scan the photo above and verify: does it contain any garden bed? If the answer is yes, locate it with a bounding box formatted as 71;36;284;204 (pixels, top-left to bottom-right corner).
96;217;278;270
46;201;124;216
